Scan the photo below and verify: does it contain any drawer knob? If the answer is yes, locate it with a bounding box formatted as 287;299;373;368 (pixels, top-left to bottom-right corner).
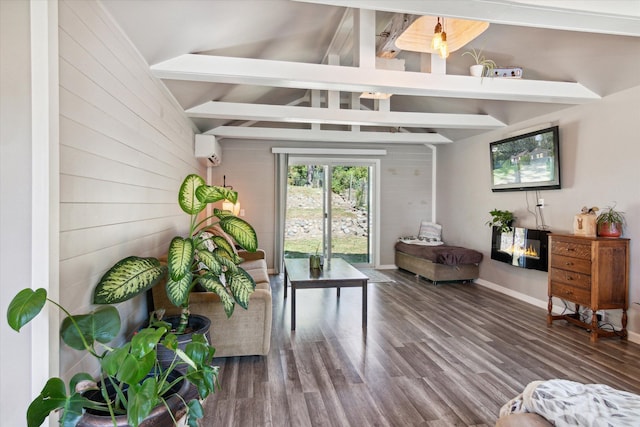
567;248;575;252
565;262;574;266
565;290;573;295
566;276;574;281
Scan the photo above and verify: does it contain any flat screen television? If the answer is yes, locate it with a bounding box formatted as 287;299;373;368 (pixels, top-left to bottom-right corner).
490;126;561;192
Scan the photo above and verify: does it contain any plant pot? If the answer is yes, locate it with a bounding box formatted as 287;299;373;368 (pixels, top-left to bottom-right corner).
309;254;321;270
597;222;622;237
470;64;484;77
155;314;211;371
78;370;192;426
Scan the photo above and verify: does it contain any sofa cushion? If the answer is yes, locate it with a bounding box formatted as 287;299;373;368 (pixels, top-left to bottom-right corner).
241;259;267;271
245;267;269;285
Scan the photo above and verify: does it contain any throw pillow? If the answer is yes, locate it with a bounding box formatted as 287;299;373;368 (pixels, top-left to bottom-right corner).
418;221;442;242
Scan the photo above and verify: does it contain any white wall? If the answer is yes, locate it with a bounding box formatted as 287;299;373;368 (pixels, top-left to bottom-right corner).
1;1;37;424
210;140;434;268
438;86;640;337
58;0;201;382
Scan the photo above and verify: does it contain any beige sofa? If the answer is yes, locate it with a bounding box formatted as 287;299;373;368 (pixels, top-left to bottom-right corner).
151;249;272;358
495;379;640;426
495;413;551;426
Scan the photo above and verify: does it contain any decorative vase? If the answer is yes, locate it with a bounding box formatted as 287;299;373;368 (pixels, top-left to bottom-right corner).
470;64;484;77
597;222;622;237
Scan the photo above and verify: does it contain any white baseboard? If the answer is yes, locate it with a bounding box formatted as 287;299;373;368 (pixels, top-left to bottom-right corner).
474;278;640;345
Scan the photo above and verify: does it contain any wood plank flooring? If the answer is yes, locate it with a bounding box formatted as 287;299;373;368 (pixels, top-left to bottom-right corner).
202;269;640;426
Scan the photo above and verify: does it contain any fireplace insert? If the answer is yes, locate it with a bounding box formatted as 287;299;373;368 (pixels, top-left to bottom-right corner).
491;226;549;271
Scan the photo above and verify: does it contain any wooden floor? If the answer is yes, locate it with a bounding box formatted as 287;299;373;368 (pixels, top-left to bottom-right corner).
202;269;640;426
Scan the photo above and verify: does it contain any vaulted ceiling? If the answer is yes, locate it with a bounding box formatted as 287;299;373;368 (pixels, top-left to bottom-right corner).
101;0;640;144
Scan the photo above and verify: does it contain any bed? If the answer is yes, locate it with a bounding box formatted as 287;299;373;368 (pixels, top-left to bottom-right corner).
394;222;483;285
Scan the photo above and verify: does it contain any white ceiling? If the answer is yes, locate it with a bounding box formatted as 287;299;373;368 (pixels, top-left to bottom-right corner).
100;0;640;144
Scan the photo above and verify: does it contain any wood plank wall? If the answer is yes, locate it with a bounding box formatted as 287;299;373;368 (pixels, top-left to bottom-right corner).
58;0;202;378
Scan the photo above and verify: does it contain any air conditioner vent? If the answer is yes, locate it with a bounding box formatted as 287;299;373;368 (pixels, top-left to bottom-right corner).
194;134;221;166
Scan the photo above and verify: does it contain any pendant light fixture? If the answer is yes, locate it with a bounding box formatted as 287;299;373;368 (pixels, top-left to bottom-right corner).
430;17;450;59
396;17;490;56
431;17;443;50
438;18;449;58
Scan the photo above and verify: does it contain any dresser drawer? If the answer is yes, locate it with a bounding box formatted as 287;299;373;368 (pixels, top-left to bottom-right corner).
550;254;591;275
549;267;591;290
551;240;591;259
550;282;591;306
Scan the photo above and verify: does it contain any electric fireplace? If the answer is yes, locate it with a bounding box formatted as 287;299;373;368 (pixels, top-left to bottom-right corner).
491;226;550;271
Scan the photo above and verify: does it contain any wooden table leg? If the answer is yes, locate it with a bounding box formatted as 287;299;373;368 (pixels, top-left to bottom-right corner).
284;268;288;299
291;282;296;330
362;279;368;328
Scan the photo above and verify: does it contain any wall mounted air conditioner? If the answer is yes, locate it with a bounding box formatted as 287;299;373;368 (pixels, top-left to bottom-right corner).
194;134;222;166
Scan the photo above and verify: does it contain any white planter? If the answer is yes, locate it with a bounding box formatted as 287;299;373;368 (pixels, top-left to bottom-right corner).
470;64;484;77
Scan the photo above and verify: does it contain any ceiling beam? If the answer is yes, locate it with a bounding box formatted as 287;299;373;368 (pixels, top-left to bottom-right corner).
186;101;505;130
293;0;640;37
152;54;600;104
206;126;452;144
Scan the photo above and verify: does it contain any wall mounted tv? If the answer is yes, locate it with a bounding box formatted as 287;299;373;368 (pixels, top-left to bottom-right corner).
490;126;561;192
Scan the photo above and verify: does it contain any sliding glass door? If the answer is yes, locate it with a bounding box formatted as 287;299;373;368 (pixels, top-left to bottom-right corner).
284;158;375;267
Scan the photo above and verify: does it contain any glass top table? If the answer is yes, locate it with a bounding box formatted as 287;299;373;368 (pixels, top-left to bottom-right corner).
283;258;369;330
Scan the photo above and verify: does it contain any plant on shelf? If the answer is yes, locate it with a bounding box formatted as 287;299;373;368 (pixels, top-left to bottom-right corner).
596;204;626;237
93;174;259;334
462;48;497;78
486;209;515;233
7;288;216;427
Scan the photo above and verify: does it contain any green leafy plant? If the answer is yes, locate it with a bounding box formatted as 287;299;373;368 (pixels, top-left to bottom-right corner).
7;288;217;427
486;209;515;233
596;204;626;236
462;48;497;78
596;204;625;226
93;174;258;334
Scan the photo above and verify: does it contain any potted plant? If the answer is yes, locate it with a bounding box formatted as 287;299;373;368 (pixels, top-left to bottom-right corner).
309;244;322;270
93;174;259;335
596;204;625;237
7;288;216;427
462;48;496;78
486;209;515;233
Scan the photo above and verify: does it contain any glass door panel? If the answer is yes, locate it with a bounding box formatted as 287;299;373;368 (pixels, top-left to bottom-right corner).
284;161;372;267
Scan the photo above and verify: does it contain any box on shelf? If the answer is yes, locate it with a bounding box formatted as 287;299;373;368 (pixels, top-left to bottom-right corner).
491;67;523;78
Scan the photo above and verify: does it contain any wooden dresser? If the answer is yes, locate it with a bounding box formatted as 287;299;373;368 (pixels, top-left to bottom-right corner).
547;233;629;342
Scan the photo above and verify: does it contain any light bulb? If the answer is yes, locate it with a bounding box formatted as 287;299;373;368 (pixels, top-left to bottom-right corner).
439;42;449;58
431;18;442;50
431;33;442;50
439;31;449;58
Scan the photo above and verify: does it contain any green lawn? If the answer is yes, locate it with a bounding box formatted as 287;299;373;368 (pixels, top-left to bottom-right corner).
285;186;368;263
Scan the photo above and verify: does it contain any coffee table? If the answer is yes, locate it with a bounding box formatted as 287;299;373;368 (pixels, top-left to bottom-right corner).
283;258;368;330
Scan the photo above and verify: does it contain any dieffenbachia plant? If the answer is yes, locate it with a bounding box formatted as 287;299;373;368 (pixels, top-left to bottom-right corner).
93;174;258;334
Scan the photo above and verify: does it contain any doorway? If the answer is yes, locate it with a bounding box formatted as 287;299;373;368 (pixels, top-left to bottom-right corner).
284;158;377;267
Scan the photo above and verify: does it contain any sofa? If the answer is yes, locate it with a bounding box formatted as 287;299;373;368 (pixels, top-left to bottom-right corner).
496;379;640;426
151;249;272;358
